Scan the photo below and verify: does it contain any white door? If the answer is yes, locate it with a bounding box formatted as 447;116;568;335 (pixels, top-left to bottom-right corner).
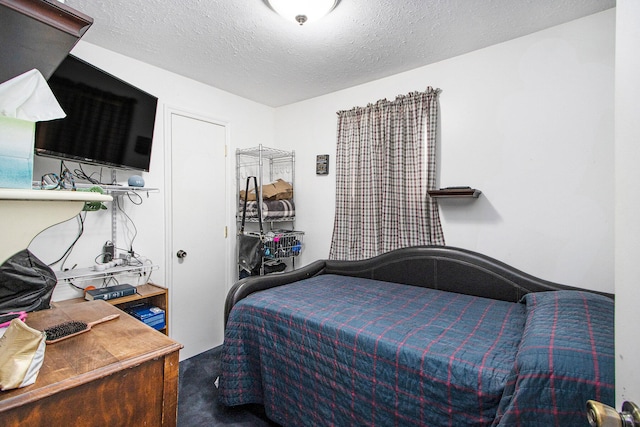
167;109;228;360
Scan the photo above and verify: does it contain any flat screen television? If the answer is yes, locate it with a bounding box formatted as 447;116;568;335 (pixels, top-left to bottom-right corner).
35;55;158;172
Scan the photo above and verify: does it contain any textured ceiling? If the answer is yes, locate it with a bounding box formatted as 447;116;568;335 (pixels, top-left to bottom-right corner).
62;0;615;107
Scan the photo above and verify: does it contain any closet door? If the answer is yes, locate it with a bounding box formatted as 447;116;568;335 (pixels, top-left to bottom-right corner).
166;108;228;360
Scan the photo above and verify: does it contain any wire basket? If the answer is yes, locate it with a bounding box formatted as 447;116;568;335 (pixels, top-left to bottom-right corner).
263;230;304;259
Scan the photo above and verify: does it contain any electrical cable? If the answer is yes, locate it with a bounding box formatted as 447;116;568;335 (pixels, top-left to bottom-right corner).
115;195;140;253
94;253;109;264
103;275;119;287
73;164;103;185
67;280;85;292
48;212;85;268
128;253;144;266
59;161;110;186
125;190;143;205
146;273;154;284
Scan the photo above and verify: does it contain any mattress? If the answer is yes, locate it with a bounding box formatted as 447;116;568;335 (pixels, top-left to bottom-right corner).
220;274;526;425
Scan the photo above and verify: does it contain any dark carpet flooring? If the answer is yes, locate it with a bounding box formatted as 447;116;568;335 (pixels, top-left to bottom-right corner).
178;346;279;427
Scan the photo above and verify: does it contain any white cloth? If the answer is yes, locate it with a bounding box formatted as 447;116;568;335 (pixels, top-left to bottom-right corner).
0;69;66;122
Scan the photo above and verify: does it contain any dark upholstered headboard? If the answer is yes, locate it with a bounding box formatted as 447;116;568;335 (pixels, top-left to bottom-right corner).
225;245;613;326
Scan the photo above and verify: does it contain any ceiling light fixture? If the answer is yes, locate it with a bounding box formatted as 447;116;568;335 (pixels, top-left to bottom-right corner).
264;0;340;26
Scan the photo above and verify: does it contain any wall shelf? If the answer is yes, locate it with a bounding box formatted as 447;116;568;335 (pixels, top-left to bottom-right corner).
33;182;159;196
54;263;159;284
428;187;482;198
84;184;159;195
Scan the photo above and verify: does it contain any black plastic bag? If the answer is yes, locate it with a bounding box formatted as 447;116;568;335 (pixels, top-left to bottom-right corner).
238;233;263;273
239;260;286;279
238;176;265;275
0;250;56;313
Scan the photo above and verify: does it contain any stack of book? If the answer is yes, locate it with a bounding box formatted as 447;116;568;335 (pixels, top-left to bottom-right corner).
125;304;166;331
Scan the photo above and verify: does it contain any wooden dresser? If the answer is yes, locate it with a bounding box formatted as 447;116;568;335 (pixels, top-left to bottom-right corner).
0;300;182;426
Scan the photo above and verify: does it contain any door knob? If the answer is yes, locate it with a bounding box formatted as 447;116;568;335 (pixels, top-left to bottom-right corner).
176;250;187;259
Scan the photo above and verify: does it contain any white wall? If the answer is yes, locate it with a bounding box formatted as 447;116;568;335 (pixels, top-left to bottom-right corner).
615;0;640;406
30;41;276;301
276;10;615;293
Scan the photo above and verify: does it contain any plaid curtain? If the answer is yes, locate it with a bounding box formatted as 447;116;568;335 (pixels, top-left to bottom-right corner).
329;87;445;260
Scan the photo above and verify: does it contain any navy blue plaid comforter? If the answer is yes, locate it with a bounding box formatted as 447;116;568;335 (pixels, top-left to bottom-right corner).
494;291;615;425
219;275;614;426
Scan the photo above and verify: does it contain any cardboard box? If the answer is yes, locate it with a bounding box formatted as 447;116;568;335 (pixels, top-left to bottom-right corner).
240;179;293;201
0;116;34;189
266;179;293;200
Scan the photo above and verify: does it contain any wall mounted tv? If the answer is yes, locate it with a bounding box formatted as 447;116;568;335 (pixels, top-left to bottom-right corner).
35;55;158;172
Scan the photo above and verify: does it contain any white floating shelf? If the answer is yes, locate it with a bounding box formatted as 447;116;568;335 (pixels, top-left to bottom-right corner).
54;264;159;283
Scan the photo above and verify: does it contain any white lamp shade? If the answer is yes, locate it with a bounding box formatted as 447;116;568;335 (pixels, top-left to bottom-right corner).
266;0;338;25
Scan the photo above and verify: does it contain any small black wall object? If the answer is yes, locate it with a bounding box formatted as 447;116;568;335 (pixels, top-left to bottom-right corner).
316;154;329;175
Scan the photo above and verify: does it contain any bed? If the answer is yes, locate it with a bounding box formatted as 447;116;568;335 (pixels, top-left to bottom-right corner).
219;246;615;426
